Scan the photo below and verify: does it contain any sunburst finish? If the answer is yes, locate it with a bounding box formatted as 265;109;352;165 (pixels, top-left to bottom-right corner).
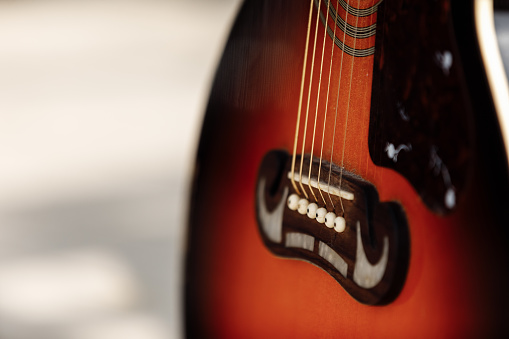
185;0;509;337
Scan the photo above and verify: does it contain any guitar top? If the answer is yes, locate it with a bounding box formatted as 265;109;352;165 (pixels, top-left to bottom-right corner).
186;0;509;337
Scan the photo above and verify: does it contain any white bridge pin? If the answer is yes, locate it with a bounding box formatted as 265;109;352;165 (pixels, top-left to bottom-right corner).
297;198;309;215
325;212;336;228
307;203;318;219
316;208;327;223
287;194;299;211
334;216;346;233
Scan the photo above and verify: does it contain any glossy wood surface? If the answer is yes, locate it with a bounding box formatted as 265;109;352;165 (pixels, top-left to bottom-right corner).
186;0;509;337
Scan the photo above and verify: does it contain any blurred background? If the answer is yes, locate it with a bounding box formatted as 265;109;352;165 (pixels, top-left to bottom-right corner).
1;1;509;339
0;0;241;338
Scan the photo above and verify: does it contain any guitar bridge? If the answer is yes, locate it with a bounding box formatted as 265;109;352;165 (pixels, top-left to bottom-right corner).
256;150;409;305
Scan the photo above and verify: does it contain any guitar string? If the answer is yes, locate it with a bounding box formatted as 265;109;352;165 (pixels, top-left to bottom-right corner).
298;0;323;202
328;0;350;214
308;0;332;207
337;0;361;214
317;0;341;209
290;0;315;197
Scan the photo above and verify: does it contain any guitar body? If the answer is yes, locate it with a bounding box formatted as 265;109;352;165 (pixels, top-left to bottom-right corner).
185;0;509;337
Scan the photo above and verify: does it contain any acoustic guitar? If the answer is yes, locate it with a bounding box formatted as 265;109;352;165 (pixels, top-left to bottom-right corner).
185;0;509;336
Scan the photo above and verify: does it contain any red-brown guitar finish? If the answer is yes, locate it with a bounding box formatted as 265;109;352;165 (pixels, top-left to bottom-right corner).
185;0;509;337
